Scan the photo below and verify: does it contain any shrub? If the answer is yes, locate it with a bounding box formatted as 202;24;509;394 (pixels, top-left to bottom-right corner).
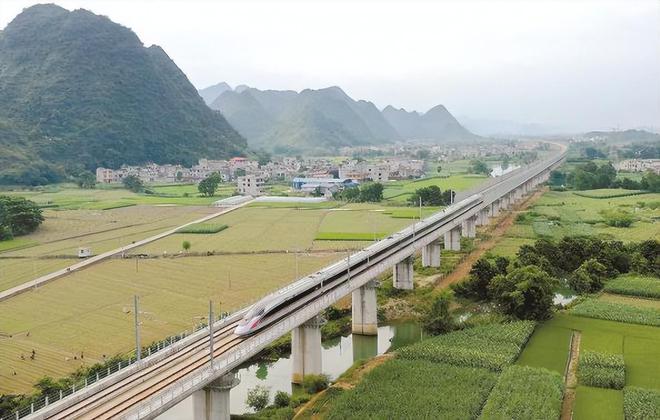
398;321;535;371
273;391;291;408
578;351;625;389
246;385;270;411
302;374;329;394
600;209;634;227
422;290;455;335
623;386;660;420
480;365;564;420
571;299;660;326
604;275;660;299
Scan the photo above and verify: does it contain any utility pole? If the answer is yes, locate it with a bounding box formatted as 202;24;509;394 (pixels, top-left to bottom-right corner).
295;250;300;279
135;257;139;273
209;300;214;364
134;295;141;362
419;196;422;221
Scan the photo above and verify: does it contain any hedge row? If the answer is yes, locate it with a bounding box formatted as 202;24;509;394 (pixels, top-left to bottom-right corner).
480;365;564;420
578;351;625;389
397;321;536;371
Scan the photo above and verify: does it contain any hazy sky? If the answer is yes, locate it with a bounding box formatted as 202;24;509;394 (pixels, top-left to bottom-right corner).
1;0;659;132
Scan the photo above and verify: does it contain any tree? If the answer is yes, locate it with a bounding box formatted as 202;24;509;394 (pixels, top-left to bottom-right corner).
273;391;291;408
359;183;384;202
176;171;183;182
642;171;660;192
488;265;557;320
453;258;499;300
415;149;430;160
469;160;492;176
122;175;144;193
549;170;566;187
569;258;607;293
246;385;270;411
75;171;96;189
182;240;191;252
0;195;44;239
409;185;444;206
198;172;222;197
422;290;455;335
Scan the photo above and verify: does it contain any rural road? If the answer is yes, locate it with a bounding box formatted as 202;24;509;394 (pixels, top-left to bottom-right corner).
0;198;254;302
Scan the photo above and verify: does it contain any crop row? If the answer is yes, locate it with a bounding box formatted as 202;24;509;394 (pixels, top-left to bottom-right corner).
603;275;660;299
577;351;625;389
479;365;564;420
573;190;650;199
397;321;536;371
326;359;497;420
570;299;660;327
176;223;228;234
623;386;660;420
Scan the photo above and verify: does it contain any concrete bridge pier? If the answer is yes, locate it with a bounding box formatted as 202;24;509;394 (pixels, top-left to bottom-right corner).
191;373;240;420
292;315;324;383
500;195;510;210
393;256;414;289
421;240;442;267
444;227;461;251
352;280;379;335
461;217;477;238
490;200;500;217
476;208;489;226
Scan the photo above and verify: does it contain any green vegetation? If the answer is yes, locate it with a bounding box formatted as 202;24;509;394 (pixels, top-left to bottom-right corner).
600;208;634;227
398;321;536;371
480;365;564;420
0;4;245;185
407;185;454;206
0;196;44;240
573;189;649;199
571;299;660;327
382;174;485;204
315;232;386;241
469;159;492;176
573;386;623;420
489;265;557;320
198;173;222;197
623;386;660;420
578;351;625;389
176;223;228;234
604;275;660;298
301;374;330;394
327;360;496;420
333;183;384;203
122;175;145;193
246;385;270;411
516;325;572;374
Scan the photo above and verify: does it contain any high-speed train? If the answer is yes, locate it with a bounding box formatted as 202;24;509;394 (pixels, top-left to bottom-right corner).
234;194;485;336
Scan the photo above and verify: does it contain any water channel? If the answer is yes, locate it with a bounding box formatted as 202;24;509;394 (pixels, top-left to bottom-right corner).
158;322;422;417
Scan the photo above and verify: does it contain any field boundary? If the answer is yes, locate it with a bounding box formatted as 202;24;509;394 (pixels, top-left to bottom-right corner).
0;199;253;302
561;331;581;420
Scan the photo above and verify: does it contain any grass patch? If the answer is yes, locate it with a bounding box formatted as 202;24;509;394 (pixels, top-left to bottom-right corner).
516;324;573;374
623;386;660;420
398;321;536;371
326;359;497;420
571;299;660;327
604;275;660;299
578;351;625;389
480;365;564;420
0;238;38;253
573;386;623;420
315;232;386;241
176;223;228;234
573;189;650;199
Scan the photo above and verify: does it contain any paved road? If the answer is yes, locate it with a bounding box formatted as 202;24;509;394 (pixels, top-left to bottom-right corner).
0;199;254;302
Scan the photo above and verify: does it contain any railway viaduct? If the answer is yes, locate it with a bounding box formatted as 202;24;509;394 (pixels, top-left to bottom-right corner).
16;148;566;420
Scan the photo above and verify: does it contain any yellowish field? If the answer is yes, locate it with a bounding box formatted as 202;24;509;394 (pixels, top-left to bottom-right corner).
0;206;217;291
0;253;339;394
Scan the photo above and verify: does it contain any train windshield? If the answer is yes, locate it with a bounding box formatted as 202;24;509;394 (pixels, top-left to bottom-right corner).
244;304;266;320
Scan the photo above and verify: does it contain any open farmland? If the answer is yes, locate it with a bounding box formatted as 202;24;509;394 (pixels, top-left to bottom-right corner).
0;252;339;393
382;174;486;203
0;205;217;291
490;190;660;257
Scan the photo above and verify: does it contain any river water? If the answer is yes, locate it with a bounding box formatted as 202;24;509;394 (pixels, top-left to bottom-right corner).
157;322;422;418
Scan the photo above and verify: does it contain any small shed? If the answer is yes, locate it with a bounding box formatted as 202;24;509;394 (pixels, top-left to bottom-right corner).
78;247;92;258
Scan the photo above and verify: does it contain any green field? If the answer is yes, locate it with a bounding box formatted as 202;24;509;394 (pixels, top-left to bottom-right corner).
516;324;572;374
490;190;660;257
382;174;486;203
573;386;623;420
604;275;660;299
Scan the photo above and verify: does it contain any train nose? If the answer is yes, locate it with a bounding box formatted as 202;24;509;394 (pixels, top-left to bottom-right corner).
234;323;250;335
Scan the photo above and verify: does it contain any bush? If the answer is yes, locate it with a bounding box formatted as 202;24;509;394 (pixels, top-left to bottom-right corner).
273;391;291;408
578;351;625;389
571;299;660;327
480;365;564;420
246;385;270;411
600;209;634;227
569;258;608;293
422;290;455;335
489;265;557;320
302;374;329;394
623;386;660;420
398;321;536;371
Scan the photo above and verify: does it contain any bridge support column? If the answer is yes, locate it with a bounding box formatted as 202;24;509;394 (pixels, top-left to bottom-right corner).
352;280;378;335
191;373;240;420
490;200;500;217
461;217;476;238
476;208;489;226
393;256;414;290
444;227;461;251
292;315;323;383
422;240;442;267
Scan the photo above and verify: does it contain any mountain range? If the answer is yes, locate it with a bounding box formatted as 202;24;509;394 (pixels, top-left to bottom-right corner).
200;84;477;154
0;4;245;184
